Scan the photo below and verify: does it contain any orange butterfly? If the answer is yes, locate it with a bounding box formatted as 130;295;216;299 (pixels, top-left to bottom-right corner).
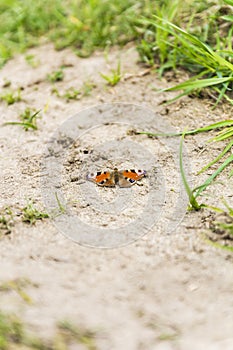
86;168;146;188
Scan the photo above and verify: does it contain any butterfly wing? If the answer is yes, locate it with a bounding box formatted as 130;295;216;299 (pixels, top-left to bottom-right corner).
86;171;115;187
118;169;146;188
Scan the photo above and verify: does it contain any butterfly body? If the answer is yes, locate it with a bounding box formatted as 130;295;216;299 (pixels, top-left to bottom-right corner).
87;168;146;188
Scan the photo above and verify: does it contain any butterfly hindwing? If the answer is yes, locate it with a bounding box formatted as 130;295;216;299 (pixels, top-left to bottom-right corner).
86;171;115;187
118;169;146;188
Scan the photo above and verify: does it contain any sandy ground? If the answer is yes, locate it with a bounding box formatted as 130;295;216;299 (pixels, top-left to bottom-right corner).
0;44;233;349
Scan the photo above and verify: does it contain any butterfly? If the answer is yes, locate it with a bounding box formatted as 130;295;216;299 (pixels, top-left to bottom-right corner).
86;168;146;188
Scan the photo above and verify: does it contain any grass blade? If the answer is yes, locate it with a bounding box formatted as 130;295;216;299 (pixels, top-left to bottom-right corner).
137;120;233;138
179;133;202;210
209;126;233;142
162;76;233;92
194;153;233;197
3;121;38;130
198;140;233;174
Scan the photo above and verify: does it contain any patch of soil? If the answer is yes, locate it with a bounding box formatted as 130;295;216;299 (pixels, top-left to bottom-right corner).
0;43;233;349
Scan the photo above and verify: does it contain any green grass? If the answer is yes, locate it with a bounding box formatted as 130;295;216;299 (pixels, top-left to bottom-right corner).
137;119;233;202
179;129;233;250
139;0;233;105
136;118;233;250
183;121;233;198
50;0;155;57
0;312;24;350
0;0;159;67
100;61;121;86
22;201;49;224
57;321;98;350
3;108;41;131
0;310;98;350
47;68;64;83
51;81;96;101
137;0;184;68
157;333;178;341
0;207;14;236
0;201;49;236
0;278;34;304
1;0;230;107
54;192;67;216
0;0;65;67
0;88;21;105
1;0;232;106
25;53;40;67
179;133;203;211
62;87;81;100
214;208;233;239
202;201;233;251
